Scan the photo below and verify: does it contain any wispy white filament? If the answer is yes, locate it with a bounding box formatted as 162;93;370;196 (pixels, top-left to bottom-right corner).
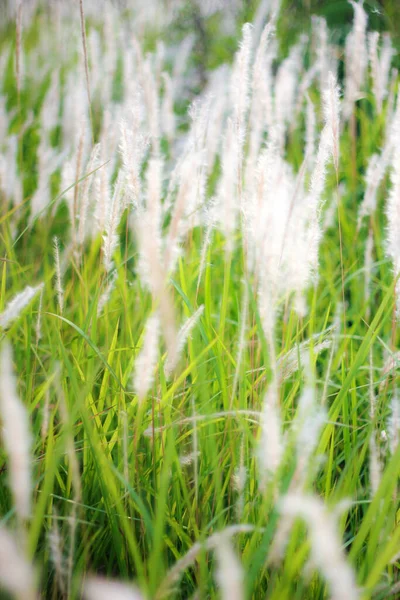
215;535;244;600
343;0;368;120
294;377;326;481
133;313;160;404
280;493;359;600
53;237;64;314
257;379;284;489
388;393;400;456
164;305;204;377
323;71;341;173
35;285;44;344
97;272;117;316
0;527;36;600
0;284;43;329
385;112;400;318
0;342;32;521
83;576;144;600
102;171;124;273
156;524;256;599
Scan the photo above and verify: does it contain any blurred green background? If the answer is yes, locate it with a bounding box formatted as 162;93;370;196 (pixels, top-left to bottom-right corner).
168;0;400;91
279;0;400;53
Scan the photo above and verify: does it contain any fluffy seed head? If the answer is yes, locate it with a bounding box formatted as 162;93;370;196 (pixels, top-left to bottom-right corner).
280;493;359;600
0;284;43;329
0;342;32;521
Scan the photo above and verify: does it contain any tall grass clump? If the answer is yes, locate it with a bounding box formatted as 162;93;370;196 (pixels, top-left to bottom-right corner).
0;0;399;598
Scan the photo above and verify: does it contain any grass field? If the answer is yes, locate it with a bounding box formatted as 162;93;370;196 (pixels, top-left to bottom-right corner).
0;1;399;599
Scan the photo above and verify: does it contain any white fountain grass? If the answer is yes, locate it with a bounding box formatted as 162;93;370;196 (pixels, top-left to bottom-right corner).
0;342;32;522
0;284;43;329
280;493;359;600
0;2;399;599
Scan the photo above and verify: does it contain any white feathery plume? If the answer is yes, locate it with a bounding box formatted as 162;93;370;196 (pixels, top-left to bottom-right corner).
217;24;251;249
369;429;381;496
379;350;400;392
102;171;124;273
312;16;329;92
135;156;181;371
248;20;274;169
48;514;66;596
0;134;22;206
293;369;326;481
323;71;341;174
135;208;163;294
144;411;265;438
40;69;60;136
204;70;228;174
0;283;43;329
78;143;100;248
385;73;399;145
0;527;36;600
214;535;245;600
157;524;256;599
146;156;163;262
53;237;64;314
119;102;149;208
135;158;164;292
218;117;239;253
343;0;368;120
142;55;160;153
257;379;284;490
72;118;89;242
164;305;204;378
55;374;81;599
280;493;359;600
358;148;392;226
133;313;160;405
135;159;178;368
61;159;76;225
0;342;32;521
30;140;65;222
191;395;199;504
379;34;395;107
294;64;319;119
171;33;195;92
233;442;246;520
118;410;127;488
97;271;117;317
305;94;316;169
368;349;381;496
35;284;44;344
368;32;381;112
15;0;23;100
277;337;332;383
230;284;249;407
83;576;144;600
369;32;394;114
274;40;304;147
94;111;112;232
164;144;207;272
231;22;252;166
385;108;400;318
196;215;214;296
306;100;336;277
359;91;400;228
41;389;50;441
179;450;200;467
386;79;400;148
364;228;374;311
388;393;400;456
161;72;175;144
